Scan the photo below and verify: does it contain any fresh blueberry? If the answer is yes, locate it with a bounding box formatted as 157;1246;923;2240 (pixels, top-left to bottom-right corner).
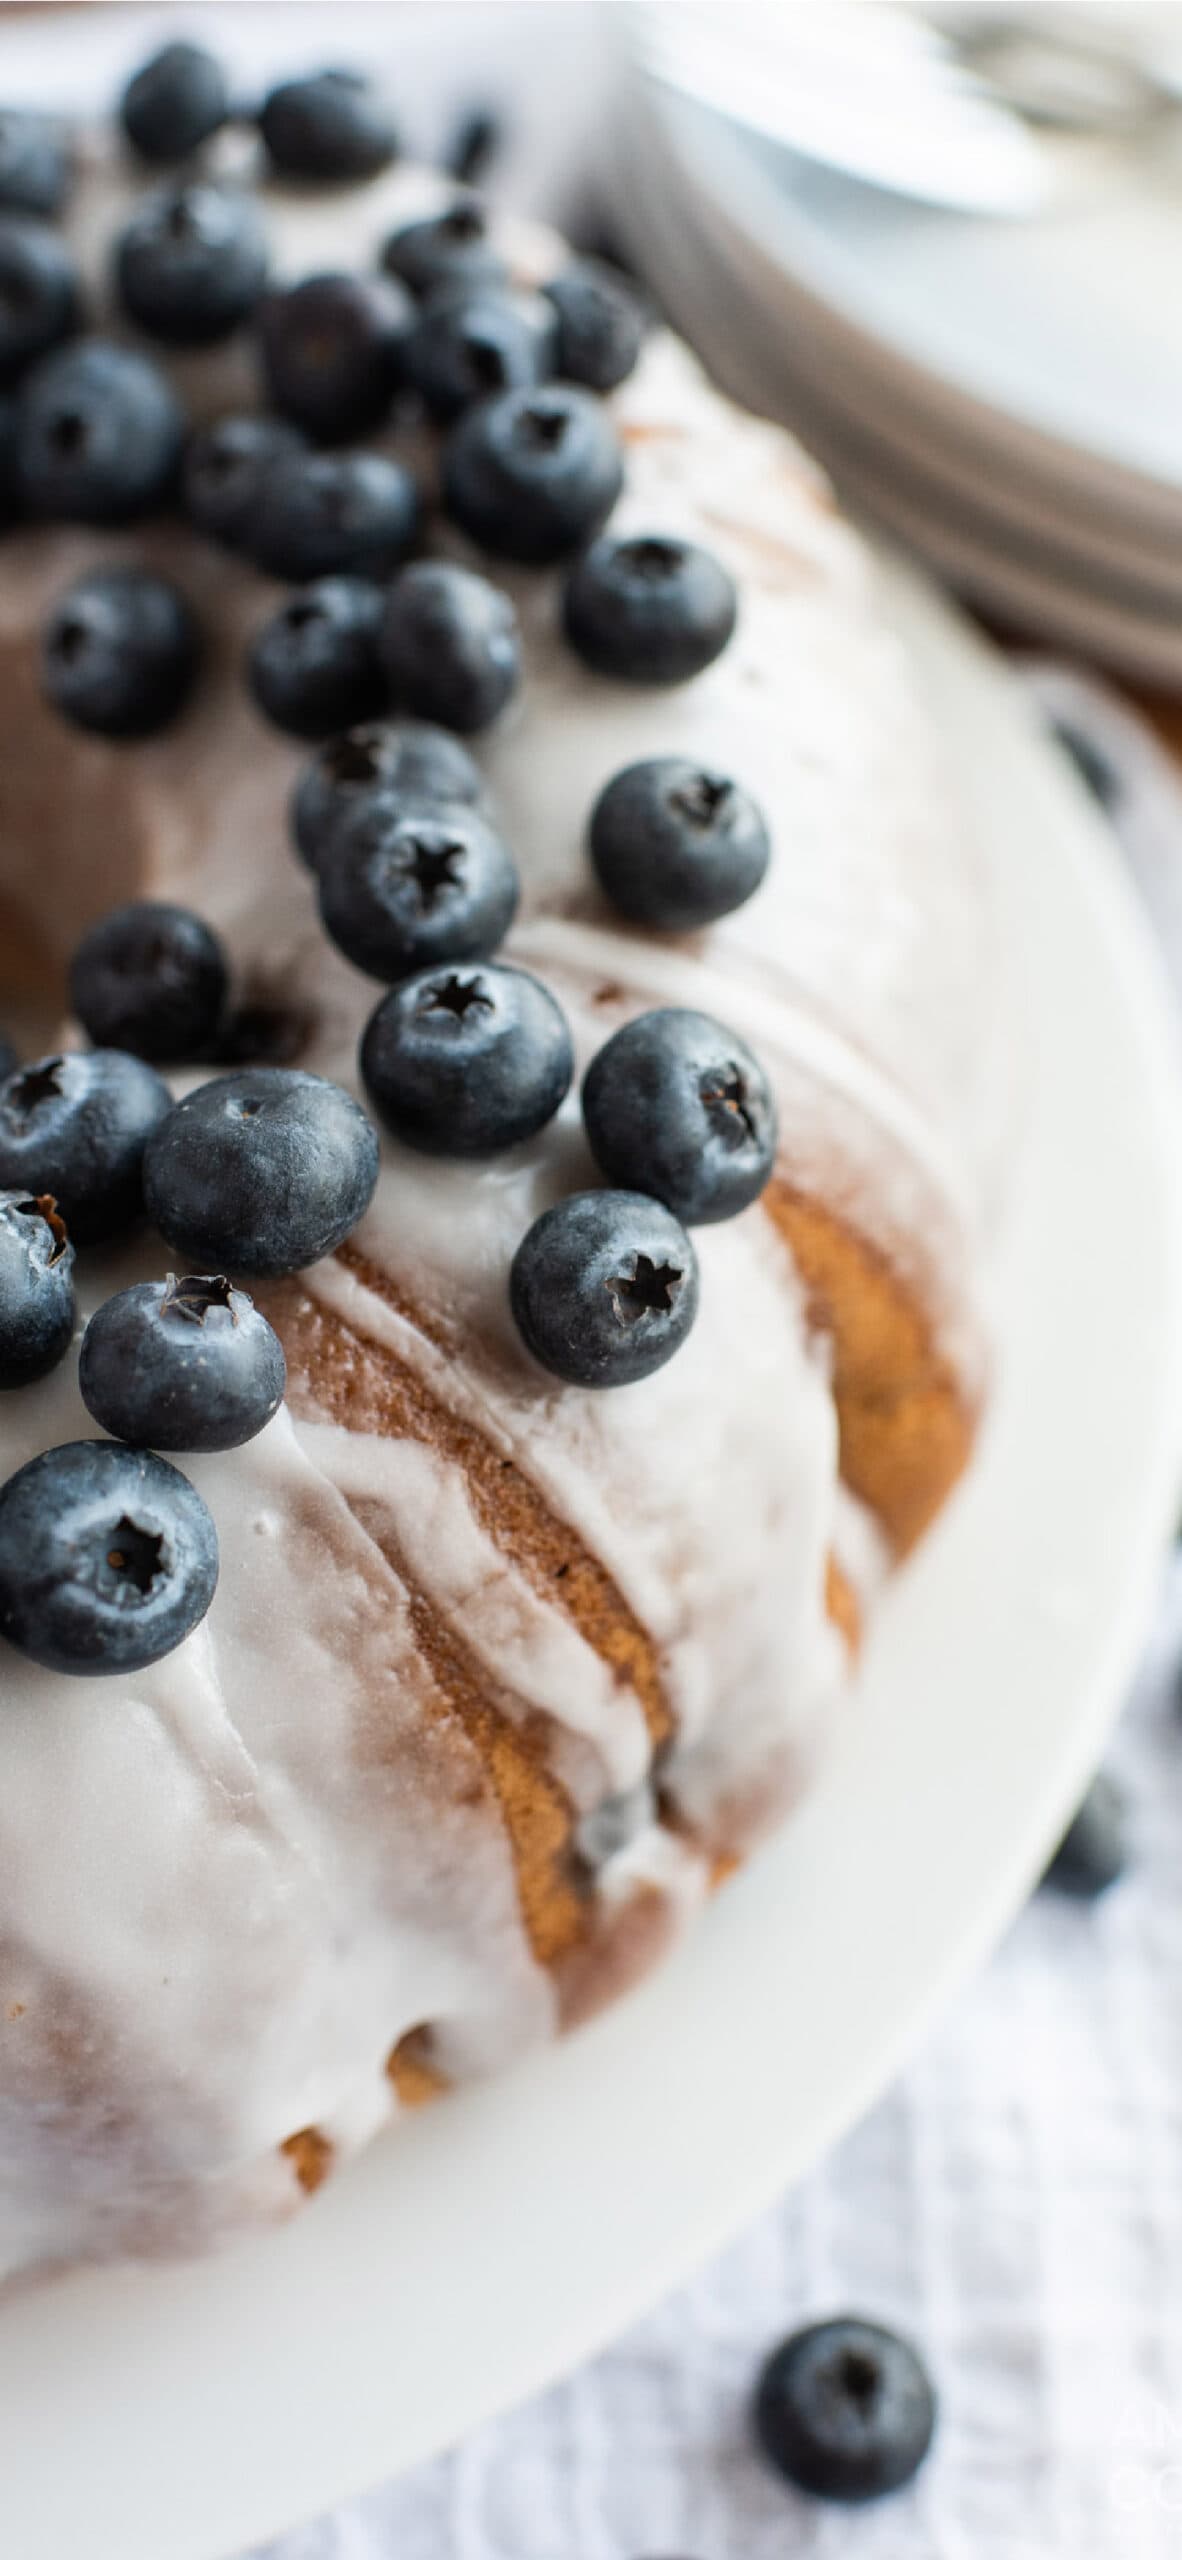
143;1067;379;1276
319;801;518;982
583;1009;777;1226
0;1032;15;1080
545;256;647;392
380;561;520;733
402;282;556;423
360;962;571;1155
1040;1771;1126;1897
754;2317;936;2503
510;1189;698;1388
446;112;503;190
115;183;269;348
182;412;307;550
291;718;483;873
69;901;228;1063
0;1189;75;1388
443;383;623;566
120;41;229;165
0;111;71;217
0;217;79;389
564;534;738;684
249;447;420;584
80;1273;285;1452
247;577;386;740
258;69;397;183
42;567;199;739
589;756;770;929
0;1049;171;1244
18;338;185;523
0;1439;218;1675
257;270;411;443
381;195;507;300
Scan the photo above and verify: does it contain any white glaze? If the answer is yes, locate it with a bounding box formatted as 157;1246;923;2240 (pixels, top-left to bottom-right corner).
0;138;1008;2277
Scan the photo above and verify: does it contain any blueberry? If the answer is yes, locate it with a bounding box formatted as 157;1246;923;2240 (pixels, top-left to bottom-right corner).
754;2317;936;2503
583;1009;776;1226
0;218;79;389
120;42;229;165
0;111;71;217
1040;1771;1126;1897
564;534;738;684
0;1049;171;1244
247;577;386;740
257;270;411;444
443;383;623;566
69;901;228;1063
403;282;556;423
320;801;518;982
361;962;571;1155
589;756;770;930
258;69;397;183
291;718;483;873
381;195;507;300
182;412;307;550
0;1189;75;1388
18;338;185;523
380;561;520;734
43;567;199;739
249;448;419;584
0;1439;218;1675
115;183;269;349
510;1189;698;1388
143;1067;379;1276
545;256;647;392
80;1273;285;1453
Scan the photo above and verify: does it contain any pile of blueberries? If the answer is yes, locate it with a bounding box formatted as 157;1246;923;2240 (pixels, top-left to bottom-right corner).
0;39;781;1684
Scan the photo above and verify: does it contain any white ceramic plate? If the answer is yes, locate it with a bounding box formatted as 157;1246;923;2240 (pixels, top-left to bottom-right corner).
1;563;1180;2560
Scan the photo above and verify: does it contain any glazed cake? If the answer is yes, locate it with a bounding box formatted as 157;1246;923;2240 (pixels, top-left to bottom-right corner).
0;69;1006;2280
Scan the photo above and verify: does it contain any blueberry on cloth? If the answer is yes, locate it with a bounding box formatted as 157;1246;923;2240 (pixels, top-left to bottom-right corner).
402;281;555;423
319;801;519;982
0;1049;171;1244
380;560;520;734
360;962;572;1156
754;2316;936;2503
143;1067;379;1277
588;755;770;930
182;413;307;551
442;382;623;565
258;70;397;183
80;1273;285;1452
0;1439;218;1674
1040;1770;1126;1897
544;255;647;392
115;183;268;348
0;217;79;390
248;447;419;584
510;1189;698;1388
247;577;386;740
291;719;484;873
382;195;506;301
42;567;199;739
563;533;737;684
18;337;185;523
69;901;228;1064
0;1189;75;1388
583;1008;777;1225
257;270;412;444
119;43;229;166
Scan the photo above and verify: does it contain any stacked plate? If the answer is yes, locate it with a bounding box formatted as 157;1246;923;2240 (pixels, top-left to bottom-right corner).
612;5;1182;682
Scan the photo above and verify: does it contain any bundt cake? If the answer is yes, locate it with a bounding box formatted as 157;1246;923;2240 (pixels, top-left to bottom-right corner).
0;57;1007;2281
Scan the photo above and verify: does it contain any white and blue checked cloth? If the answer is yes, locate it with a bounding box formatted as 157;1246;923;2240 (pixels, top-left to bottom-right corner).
249;676;1182;2560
